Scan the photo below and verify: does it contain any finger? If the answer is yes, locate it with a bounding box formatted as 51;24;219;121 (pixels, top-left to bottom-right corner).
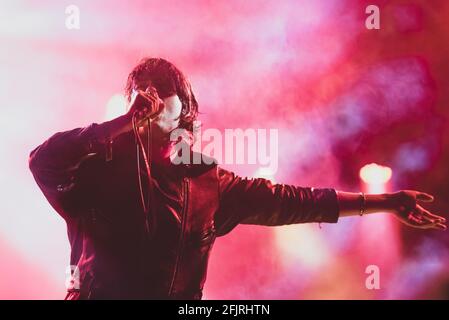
431;222;447;231
144;86;158;98
411;211;438;228
420;214;436;225
143;95;157;105
416;192;434;202
419;220;437;229
420;215;445;230
139;90;154;101
146;86;157;94
140;91;156;102
152;100;162;112
408;214;425;226
421;208;446;223
414;206;434;223
155;101;164;115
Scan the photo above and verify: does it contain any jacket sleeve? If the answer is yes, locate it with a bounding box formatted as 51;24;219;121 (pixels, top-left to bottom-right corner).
28;123;108;219
214;167;340;236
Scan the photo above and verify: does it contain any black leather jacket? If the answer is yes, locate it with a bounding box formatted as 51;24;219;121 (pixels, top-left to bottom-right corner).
29;123;340;299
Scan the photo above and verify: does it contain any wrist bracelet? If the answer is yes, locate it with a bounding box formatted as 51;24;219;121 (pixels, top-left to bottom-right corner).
359;192;366;216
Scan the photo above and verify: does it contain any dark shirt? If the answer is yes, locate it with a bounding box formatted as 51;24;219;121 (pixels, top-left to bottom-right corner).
29;123;341;299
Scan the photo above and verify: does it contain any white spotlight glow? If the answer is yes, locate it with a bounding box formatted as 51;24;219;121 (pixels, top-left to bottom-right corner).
359;163;392;186
104;94;127;121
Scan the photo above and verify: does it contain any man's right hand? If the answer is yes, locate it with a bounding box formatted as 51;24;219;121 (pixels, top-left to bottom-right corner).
98;87;164;142
127;86;164;127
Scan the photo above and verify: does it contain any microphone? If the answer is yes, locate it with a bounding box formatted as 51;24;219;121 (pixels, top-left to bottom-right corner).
132;90;164;121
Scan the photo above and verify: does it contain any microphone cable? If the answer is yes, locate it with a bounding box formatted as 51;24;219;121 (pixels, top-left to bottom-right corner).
132;113;154;235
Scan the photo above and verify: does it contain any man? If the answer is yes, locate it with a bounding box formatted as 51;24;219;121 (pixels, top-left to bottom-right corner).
29;57;446;300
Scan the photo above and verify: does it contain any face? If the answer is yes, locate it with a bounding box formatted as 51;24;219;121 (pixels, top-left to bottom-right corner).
153;95;183;134
150;95;187;161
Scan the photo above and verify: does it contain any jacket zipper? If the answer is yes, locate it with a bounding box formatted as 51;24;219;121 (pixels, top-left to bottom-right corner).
168;177;189;296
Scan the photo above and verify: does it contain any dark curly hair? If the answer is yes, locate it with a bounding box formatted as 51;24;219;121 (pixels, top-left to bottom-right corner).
125;57;198;132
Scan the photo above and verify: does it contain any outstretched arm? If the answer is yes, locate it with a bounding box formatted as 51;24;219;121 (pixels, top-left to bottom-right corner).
215;168;340;236
337;190;446;230
214;167;447;236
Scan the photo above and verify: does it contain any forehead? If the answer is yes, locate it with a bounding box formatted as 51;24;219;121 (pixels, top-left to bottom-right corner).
133;76;177;99
164;94;182;104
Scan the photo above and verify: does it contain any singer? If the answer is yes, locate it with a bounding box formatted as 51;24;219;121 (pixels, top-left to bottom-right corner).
28;57;446;300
